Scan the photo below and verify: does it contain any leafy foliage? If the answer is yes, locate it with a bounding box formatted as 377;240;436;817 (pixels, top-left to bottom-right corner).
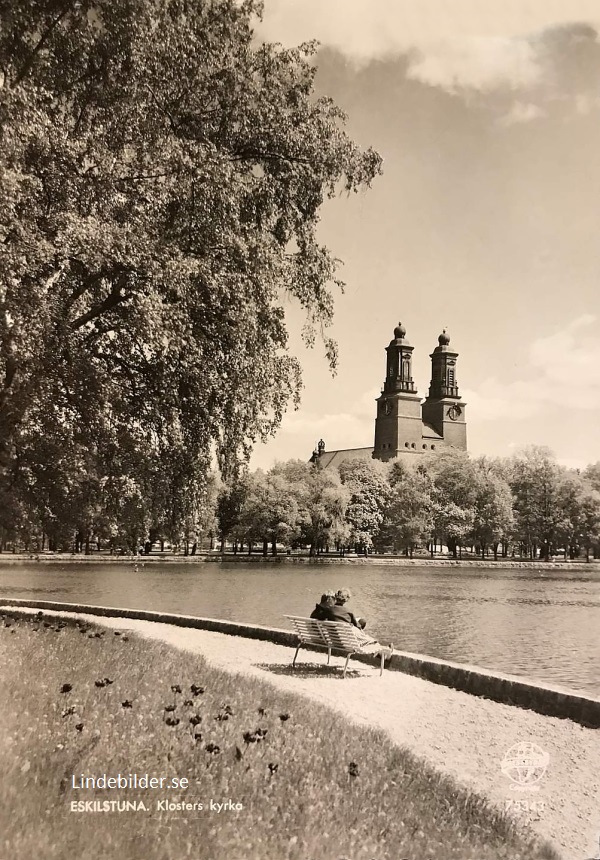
338;458;389;550
222;448;600;561
0;0;381;546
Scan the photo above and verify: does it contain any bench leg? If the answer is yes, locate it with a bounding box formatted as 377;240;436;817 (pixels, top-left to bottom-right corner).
292;643;301;669
327;647;331;665
342;653;351;678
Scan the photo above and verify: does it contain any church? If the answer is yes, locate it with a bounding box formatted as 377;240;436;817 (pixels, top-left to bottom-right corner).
310;322;467;469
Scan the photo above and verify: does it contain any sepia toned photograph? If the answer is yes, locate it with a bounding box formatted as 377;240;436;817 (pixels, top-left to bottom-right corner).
0;1;599;859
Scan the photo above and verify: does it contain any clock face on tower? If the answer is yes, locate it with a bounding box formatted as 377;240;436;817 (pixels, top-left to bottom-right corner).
447;405;462;421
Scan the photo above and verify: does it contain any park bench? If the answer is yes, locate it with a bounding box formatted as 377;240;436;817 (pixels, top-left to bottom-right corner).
284;615;392;677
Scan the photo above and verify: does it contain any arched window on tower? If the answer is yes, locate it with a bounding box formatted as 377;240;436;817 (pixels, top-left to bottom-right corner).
402;358;410;380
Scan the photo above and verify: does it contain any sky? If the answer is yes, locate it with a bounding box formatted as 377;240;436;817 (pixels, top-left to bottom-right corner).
250;0;600;471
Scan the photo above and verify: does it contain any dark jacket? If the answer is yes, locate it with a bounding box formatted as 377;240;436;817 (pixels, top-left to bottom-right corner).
312;602;360;627
310;602;333;621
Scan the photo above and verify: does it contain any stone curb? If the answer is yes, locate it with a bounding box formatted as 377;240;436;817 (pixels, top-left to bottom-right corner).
2;554;599;569
2;598;599;729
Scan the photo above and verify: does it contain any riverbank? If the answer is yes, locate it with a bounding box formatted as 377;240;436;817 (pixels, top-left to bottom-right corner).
1;552;599;570
0;611;558;860
3;605;598;859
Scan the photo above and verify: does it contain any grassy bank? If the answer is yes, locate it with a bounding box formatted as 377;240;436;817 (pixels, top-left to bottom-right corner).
0;612;559;860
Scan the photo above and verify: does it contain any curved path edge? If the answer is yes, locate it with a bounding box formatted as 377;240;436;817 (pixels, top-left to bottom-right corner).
2;597;599;729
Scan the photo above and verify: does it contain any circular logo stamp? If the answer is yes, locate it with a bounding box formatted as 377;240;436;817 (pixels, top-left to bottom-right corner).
501;742;549;791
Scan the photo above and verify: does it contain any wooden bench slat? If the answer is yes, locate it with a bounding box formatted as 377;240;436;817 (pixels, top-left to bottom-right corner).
284;615;389;678
284;615;380;653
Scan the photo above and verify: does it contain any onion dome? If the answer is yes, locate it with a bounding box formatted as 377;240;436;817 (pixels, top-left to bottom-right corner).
438;329;450;346
393;322;407;339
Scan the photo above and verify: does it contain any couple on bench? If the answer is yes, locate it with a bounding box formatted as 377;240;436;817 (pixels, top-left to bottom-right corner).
285;590;393;675
309;588;393;663
310;588;367;629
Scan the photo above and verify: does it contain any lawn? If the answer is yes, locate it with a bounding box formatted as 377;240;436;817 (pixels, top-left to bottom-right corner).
0;610;560;860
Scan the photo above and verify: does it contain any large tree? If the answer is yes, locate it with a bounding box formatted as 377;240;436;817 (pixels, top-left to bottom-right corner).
509;446;565;560
471;457;514;560
338;457;389;552
0;0;381;535
421;449;478;558
271;459;350;554
381;461;433;557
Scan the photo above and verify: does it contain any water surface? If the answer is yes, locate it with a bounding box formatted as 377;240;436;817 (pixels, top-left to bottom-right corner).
1;561;598;696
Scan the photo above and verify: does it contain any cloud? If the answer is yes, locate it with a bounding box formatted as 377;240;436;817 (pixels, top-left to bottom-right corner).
464;315;600;421
249;387;380;469
406;37;541;93
258;4;600;124
258;1;600;62
497;100;546;125
278;386;379;447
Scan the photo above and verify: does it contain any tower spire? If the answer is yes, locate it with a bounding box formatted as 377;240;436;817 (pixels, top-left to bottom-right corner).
422;329;467;447
427;329;459;399
374;320;422;460
383;322;417;394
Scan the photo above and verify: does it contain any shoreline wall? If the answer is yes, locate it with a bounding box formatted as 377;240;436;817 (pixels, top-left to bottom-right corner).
2;598;599;730
0;553;598;571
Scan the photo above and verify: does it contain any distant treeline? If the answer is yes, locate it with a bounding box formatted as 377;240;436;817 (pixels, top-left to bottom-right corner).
216;447;600;561
5;445;600;561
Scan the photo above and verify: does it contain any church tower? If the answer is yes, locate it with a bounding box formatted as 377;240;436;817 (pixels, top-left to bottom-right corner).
373;323;423;461
421;330;467;449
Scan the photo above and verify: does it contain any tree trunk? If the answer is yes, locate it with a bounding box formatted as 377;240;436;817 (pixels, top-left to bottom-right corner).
493;542;498;561
262;538;268;556
271;537;277;556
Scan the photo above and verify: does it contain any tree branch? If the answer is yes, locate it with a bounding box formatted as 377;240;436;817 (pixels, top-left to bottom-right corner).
70;276;130;330
14;7;71;87
0;355;17;410
229;148;312;166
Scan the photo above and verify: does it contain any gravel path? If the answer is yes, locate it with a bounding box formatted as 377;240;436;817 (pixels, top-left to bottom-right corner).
10;608;600;859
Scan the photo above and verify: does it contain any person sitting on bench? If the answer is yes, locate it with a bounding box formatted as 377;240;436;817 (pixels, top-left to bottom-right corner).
310;591;336;621
329;588;367;629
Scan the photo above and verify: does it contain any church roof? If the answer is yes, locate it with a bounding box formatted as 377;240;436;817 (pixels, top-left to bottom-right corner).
314;447;374;469
422;421;443;440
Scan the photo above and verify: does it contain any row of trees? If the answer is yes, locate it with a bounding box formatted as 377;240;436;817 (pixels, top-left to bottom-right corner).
216;448;600;561
5;443;600;560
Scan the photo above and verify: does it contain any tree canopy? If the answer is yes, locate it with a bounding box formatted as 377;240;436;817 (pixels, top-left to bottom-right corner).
0;0;381;546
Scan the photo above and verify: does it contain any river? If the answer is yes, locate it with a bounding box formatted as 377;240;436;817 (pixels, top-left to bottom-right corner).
1;560;598;697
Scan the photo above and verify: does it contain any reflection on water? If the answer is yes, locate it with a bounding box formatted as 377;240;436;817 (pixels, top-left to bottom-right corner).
0;561;598;696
